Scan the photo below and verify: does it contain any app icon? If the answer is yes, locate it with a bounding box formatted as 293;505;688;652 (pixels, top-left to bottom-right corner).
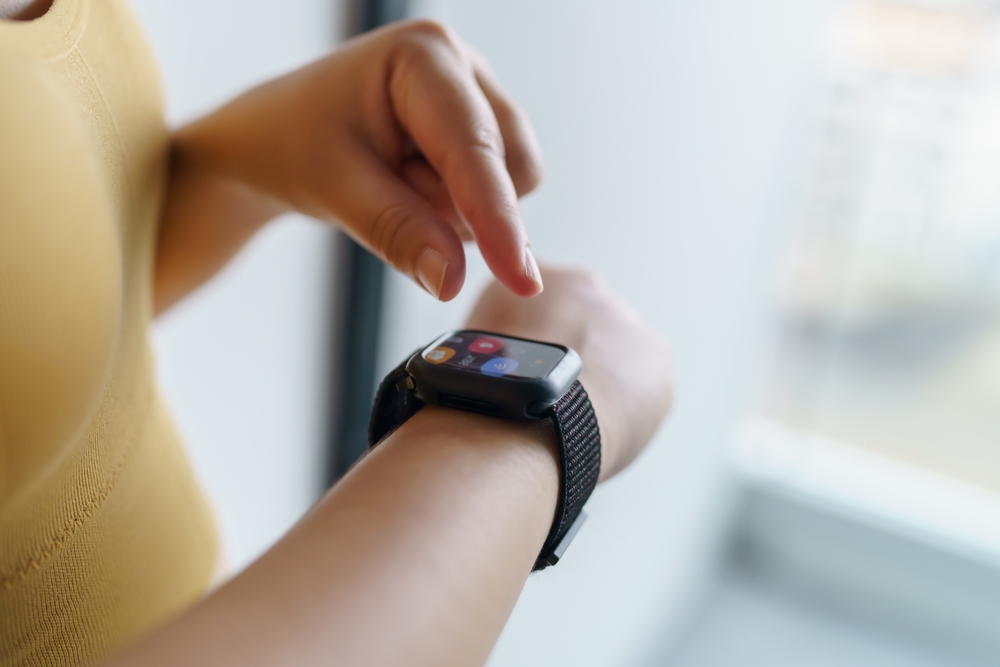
480;357;519;377
469;336;504;354
424;346;455;364
458;354;477;367
447;335;465;344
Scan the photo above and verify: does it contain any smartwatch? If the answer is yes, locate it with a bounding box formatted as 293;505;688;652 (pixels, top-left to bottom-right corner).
368;330;601;570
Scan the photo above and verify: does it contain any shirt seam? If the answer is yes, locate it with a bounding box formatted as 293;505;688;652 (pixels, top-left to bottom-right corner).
0;384;153;591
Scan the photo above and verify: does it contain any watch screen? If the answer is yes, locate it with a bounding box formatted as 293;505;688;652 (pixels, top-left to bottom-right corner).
423;331;566;379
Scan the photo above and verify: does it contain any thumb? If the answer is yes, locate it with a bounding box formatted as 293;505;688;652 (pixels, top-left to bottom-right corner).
325;144;467;301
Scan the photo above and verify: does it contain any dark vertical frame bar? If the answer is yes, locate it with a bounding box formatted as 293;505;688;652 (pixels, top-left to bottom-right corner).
325;0;409;487
360;0;407;30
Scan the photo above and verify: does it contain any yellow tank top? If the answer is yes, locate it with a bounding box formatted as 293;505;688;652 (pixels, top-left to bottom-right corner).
0;1;219;665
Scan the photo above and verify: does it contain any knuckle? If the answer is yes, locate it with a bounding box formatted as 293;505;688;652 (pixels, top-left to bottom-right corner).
393;38;434;72
467;121;505;156
525;157;545;189
446;117;506;162
390;21;467;87
440;121;505;176
511;154;544;193
564;266;602;288
569;268;611;301
396;19;459;56
403;19;453;42
370;202;418;266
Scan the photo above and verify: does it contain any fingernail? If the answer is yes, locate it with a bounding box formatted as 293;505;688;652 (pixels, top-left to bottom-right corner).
523;245;544;293
416;247;449;299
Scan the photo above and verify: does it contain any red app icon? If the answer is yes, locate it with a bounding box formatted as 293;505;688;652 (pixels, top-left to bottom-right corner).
469;336;504;354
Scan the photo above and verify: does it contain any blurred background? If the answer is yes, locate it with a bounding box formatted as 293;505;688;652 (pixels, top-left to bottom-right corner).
131;0;1000;664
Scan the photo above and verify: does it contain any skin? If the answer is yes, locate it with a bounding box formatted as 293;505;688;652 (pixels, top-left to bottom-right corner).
4;4;675;664
0;0;50;20
157;21;546;310
108;407;562;667
105;268;672;667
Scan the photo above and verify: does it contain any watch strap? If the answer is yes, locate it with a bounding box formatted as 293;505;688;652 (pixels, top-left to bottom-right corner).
367;354;601;572
534;380;601;570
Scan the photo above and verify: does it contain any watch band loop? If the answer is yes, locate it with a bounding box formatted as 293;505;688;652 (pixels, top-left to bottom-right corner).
534;380;601;570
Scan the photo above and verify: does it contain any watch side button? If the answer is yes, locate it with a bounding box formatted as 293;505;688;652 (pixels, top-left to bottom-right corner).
395;376;416;392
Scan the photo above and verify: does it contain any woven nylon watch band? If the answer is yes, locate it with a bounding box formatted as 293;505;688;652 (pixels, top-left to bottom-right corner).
367;353;601;570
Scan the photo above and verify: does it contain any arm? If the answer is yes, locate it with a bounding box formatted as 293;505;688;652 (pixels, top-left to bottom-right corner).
154;20;545;314
107;407;558;667
105;268;673;667
154;157;287;313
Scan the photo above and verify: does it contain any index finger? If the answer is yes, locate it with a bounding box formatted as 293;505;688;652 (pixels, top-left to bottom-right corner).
387;26;543;297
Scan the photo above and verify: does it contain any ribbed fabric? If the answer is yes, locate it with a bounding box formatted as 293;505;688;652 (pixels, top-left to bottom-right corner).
0;1;219;665
534;381;601;569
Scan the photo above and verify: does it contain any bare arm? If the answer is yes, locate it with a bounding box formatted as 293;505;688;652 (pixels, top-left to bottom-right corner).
105;268;673;667
132;14;670;665
154;20;545;314
106;407;558;667
154;156;288;312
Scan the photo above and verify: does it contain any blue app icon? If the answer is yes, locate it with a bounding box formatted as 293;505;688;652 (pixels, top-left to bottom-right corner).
480;357;518;377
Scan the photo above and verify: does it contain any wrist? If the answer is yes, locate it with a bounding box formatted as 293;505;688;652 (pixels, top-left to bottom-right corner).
170;74;305;217
376;405;560;544
153;136;291;314
169;132;289;222
370;333;603;569
387;404;559;479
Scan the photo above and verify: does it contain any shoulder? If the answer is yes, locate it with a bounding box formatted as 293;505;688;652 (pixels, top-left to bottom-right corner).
0;54;111;232
0;56;94;168
0;55;61;119
0;54;111;249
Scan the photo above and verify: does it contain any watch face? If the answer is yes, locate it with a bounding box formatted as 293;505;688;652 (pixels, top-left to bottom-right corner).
423;331;566;380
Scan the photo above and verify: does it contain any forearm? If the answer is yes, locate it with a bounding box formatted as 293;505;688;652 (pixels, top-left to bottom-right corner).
104;406;558;667
153;139;288;315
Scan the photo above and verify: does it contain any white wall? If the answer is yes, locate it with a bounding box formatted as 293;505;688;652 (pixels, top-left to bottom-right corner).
130;0;343;571
380;1;840;664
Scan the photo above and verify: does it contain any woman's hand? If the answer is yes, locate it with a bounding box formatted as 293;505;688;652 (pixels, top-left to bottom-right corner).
166;19;544;305
465;266;673;480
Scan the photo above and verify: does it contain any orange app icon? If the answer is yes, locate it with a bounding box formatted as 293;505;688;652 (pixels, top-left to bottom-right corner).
424;346;456;364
